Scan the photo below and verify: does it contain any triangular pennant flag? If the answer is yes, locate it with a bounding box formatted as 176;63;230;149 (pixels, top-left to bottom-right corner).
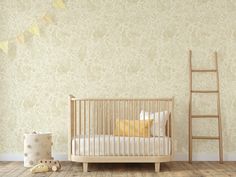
0;41;8;54
52;0;65;9
28;23;40;36
16;33;25;44
42;13;53;24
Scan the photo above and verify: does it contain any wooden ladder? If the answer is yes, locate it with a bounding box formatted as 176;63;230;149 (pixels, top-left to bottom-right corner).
188;50;223;163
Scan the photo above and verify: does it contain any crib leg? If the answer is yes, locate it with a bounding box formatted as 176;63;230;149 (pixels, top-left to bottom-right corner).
83;163;88;172
155;163;160;172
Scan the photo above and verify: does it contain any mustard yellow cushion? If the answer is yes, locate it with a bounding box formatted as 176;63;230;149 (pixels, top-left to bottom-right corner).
114;119;153;137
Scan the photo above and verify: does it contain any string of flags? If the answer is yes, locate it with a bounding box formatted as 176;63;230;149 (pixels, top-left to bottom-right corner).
0;0;66;55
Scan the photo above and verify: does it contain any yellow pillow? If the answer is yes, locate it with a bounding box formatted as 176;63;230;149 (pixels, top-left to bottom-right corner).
114;119;153;137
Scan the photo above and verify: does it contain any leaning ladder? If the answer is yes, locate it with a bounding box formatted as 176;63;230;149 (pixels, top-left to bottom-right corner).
188;50;223;163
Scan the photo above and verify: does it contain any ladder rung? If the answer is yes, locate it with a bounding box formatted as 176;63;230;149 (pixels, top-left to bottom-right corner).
191;115;219;118
191;90;219;93
192;69;217;72
192;136;219;140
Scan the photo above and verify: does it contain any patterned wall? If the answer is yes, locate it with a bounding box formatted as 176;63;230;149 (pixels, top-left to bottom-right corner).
0;0;236;156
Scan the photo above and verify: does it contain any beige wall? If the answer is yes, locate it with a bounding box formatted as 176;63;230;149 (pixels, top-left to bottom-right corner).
0;0;236;157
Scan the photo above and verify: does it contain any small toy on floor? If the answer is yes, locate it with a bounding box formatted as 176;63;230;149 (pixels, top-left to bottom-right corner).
30;159;61;173
30;164;49;173
39;159;61;172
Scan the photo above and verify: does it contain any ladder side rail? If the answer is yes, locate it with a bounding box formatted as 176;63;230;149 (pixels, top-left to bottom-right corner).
215;52;223;163
189;50;193;163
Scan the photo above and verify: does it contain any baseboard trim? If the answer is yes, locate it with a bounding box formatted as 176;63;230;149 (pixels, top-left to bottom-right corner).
0;153;67;161
0;153;235;161
174;153;236;161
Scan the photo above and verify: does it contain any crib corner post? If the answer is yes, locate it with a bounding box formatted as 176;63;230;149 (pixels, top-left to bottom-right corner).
155;163;160;172
83;163;88;172
171;96;175;159
68;95;76;160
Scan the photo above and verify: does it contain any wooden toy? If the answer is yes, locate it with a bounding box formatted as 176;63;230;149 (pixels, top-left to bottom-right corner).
38;159;61;172
52;165;58;172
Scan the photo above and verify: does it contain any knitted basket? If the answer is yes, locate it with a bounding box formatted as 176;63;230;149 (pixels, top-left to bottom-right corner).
24;132;53;167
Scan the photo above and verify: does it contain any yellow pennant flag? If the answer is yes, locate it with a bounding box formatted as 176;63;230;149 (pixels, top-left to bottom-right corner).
0;41;8;54
42;13;53;24
28;23;40;36
16;33;25;44
53;0;65;9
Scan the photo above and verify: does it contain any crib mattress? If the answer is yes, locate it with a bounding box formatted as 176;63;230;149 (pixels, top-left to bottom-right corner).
72;135;171;156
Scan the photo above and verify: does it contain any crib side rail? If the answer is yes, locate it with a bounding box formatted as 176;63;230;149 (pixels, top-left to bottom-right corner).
69;97;174;158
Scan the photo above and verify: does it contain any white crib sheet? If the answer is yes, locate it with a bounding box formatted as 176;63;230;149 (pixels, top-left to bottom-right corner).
72;135;171;156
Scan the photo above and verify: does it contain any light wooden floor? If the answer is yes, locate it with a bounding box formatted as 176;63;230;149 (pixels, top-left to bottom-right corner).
0;161;236;177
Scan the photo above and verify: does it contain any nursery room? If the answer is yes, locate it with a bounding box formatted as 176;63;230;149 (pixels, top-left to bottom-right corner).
0;0;236;176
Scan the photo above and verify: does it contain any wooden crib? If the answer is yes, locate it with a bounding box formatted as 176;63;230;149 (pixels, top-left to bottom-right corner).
68;95;174;172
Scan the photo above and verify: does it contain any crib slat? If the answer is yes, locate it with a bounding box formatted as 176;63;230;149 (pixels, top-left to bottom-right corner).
143;101;145;156
153;101;156;156
84;101;86;156
123;101;125;156
113;101;115;156
108;100;110;156
98;101;100;156
88;101;90;156
93;101;95;156
148;100;150;156
167;101;170;155
158;101;160;156
74;100;77;156
171;97;174;157
133;100;135;156
118;101;120;156
78;100;81;156
138;100;140;156
163;102;166;155
152;101;154;155
128;101;131;156
103;101;105;156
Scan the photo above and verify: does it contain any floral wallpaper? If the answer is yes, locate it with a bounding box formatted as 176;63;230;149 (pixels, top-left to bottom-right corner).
0;0;236;158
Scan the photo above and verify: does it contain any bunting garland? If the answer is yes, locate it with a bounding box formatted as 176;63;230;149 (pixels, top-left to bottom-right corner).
28;23;40;36
53;0;66;9
16;34;25;44
0;41;9;54
0;0;66;55
42;13;54;24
